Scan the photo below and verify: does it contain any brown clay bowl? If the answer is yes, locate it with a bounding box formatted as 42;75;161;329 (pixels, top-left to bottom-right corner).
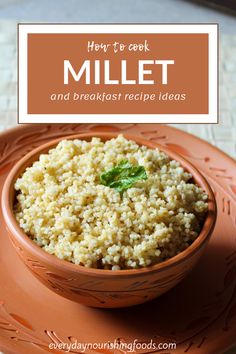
1;133;217;308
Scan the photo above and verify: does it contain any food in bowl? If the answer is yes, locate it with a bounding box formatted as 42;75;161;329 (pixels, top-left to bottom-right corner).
14;135;208;270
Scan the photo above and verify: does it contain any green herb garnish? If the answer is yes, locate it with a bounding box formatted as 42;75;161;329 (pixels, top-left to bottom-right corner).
100;160;147;193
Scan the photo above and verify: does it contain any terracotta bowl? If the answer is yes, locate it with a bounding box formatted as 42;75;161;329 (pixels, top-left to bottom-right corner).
1;133;217;308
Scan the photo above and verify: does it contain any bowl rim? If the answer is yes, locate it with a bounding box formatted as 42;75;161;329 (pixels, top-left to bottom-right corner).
1;132;217;277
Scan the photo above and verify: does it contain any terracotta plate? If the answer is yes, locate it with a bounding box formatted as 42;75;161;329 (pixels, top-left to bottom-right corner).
0;124;236;354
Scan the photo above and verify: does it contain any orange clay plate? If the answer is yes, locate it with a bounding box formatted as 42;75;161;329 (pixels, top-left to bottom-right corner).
0;124;236;354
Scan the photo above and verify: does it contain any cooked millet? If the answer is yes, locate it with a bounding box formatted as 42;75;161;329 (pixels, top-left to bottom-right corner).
14;135;208;270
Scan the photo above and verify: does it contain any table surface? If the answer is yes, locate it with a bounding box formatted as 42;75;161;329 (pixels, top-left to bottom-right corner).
0;18;235;354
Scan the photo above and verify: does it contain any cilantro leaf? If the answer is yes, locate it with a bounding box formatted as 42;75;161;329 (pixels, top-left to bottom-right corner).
100;160;147;193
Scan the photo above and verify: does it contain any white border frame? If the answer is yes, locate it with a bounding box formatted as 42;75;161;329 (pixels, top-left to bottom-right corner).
18;23;218;124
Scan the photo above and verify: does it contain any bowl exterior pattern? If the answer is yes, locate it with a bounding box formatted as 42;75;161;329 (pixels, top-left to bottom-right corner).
7;230;209;308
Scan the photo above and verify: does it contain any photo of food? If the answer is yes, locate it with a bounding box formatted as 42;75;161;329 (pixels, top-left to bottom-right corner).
0;1;235;354
13;135;209;270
